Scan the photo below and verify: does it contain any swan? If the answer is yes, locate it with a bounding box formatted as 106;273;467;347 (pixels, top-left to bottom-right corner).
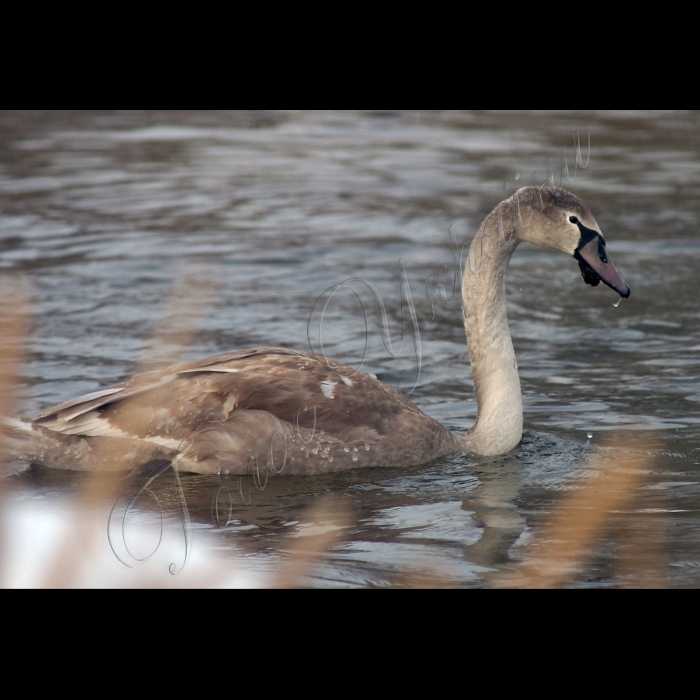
6;187;630;475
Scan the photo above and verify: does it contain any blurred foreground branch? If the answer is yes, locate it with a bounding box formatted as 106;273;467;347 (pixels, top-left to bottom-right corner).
494;435;665;588
0;278;31;473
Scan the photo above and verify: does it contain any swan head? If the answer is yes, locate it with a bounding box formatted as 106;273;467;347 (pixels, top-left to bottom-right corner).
511;187;631;298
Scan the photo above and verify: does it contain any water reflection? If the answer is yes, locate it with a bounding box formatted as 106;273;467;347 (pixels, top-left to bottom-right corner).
462;459;526;568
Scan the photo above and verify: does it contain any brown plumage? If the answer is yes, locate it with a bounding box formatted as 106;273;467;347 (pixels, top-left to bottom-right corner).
26;348;460;474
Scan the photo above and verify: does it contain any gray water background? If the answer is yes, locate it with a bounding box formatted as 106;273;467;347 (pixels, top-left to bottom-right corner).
1;110;699;587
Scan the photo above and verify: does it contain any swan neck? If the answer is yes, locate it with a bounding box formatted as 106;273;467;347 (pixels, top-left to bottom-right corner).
460;203;522;456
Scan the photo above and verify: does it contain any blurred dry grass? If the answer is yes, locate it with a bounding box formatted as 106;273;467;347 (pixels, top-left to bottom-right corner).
0;278;31;575
493;436;666;589
272;496;353;588
0;279;30;458
136;269;219;373
0;274;670;588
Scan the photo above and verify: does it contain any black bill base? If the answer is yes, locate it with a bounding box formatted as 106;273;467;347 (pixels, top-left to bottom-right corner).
574;234;631;298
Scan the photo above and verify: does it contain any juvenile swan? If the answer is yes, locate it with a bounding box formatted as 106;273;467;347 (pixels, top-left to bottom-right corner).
8;187;630;474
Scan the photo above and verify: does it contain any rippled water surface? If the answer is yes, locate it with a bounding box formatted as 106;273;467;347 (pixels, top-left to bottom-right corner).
1;110;700;587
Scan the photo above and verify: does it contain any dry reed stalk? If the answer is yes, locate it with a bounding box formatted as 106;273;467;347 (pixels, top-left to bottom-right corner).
136;269;219;373
613;488;668;589
272;496;353;588
393;567;451;589
0;279;31;580
494;435;660;589
37;469;126;587
0;279;30;456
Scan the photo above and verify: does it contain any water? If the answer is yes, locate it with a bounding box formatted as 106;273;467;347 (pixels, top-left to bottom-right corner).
1;110;699;587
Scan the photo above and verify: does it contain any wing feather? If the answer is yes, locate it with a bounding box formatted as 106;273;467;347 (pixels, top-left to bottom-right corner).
34;347;422;447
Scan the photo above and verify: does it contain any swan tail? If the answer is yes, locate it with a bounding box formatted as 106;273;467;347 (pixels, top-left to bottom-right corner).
1;416;177;472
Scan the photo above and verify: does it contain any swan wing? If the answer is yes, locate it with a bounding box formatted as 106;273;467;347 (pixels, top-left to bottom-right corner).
33;347;417;448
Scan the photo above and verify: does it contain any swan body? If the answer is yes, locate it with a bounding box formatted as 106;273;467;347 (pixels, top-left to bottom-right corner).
7;187;630;475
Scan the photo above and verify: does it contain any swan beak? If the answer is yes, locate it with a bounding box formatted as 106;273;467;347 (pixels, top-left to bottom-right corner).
574;236;631;298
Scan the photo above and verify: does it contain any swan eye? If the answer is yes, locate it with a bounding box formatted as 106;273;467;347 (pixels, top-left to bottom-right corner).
569;216;579;224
